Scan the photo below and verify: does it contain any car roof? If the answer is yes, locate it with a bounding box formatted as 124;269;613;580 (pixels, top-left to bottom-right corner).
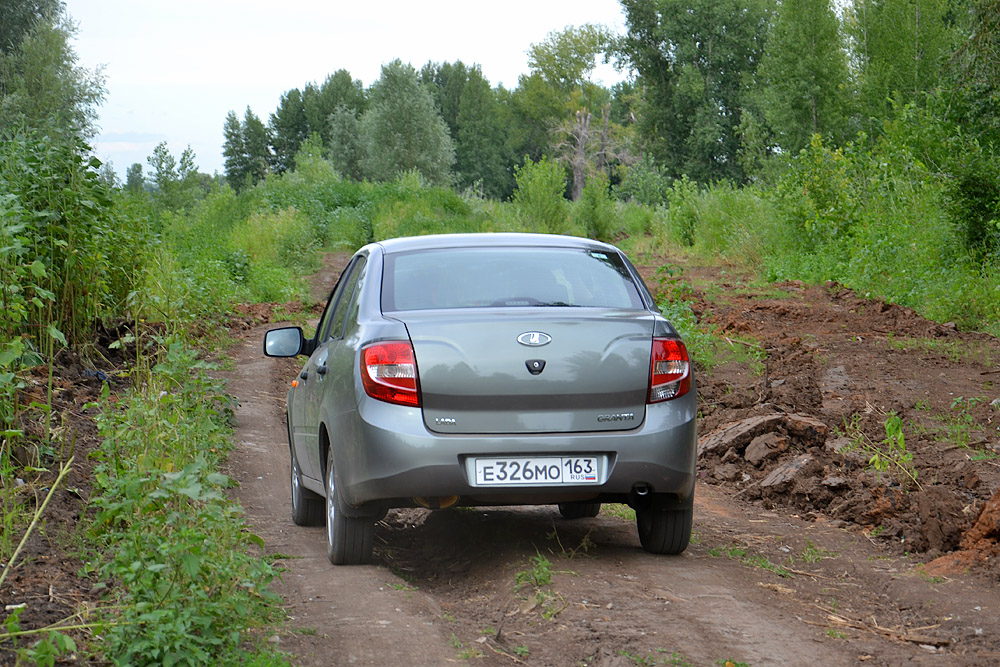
372;233;618;255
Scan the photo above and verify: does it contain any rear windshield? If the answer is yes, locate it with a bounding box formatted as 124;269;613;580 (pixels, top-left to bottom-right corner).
382;247;645;311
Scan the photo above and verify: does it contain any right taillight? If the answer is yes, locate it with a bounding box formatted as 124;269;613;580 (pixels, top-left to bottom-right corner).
360;341;420;407
648;338;691;403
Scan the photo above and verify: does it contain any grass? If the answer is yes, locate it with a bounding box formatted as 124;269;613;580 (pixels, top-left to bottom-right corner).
514;551;573;620
619;648;693;666
883;334;995;366
707;544;792;578
547;523;596;558
798;539;837;563
603;503;637;521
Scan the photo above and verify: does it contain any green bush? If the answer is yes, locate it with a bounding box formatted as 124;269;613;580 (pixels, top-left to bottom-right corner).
664;175;700;247
614;154;671;206
573;175;617;242
512;157;568;234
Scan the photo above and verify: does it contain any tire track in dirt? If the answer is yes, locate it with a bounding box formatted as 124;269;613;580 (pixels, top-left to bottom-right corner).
225;332;458;665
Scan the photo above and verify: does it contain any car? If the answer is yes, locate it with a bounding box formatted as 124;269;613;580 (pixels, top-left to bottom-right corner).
263;233;697;565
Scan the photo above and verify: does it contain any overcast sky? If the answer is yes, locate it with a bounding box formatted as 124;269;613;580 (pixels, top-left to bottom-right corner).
64;1;629;178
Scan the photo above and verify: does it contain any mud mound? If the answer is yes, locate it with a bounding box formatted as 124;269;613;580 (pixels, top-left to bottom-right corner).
684;273;1000;562
925;490;1000;578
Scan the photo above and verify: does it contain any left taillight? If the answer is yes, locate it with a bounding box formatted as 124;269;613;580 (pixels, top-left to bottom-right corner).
648;338;691;403
361;341;420;407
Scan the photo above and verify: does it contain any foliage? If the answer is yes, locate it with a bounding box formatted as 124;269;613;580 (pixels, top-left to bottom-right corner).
847;0;957;135
512;156;568;233
223;107;270;192
0;9;105;139
455;66;512;198
327;104;364;181
527;24;612;94
359;60;455;186
839;412;920;490
0;132;152;350
616;0;773;183
0;0;61;54
88;340;283;665
753;0;850;153
948;0;1000;149
421;60;513;197
501;72;566;166
268;87;308;174
302;69;367;148
614;154;671;206
572;174;616;241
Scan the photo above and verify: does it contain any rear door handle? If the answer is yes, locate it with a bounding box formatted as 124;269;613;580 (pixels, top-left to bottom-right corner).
316;364;328;376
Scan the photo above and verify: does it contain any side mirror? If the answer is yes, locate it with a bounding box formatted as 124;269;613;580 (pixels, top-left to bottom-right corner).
263;327;305;357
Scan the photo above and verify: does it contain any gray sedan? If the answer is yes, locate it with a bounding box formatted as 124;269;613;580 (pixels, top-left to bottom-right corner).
264;233;697;564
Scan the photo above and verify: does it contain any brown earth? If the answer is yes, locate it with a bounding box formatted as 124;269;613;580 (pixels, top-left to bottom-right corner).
5;250;1000;665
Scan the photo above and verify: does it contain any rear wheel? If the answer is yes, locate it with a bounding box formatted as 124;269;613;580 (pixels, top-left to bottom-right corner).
325;449;374;565
635;495;692;555
558;502;601;519
290;446;324;526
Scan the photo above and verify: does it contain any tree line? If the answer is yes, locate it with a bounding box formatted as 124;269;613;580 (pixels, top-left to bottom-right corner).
217;1;998;214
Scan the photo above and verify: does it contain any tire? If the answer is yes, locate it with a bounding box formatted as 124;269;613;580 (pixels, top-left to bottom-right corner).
558;502;601;519
635;496;693;555
325;448;374;565
290;446;324;527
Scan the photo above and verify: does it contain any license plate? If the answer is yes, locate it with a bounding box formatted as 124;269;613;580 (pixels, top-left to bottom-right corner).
472;456;601;486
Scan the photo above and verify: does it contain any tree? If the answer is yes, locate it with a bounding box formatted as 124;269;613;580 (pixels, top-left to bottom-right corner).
617;0;773;183
525;25;624;196
147;141;177;192
948;0;1000;148
222;110;247;187
303;69;367;147
125;162;144;193
501;73;566;167
223;107;269;191
359;60;455;185
420;60;469;140
328;104;364;181
0;0;60;55
528;24;611;96
456;66;512;198
242;108;269;185
0;10;104;138
848;0;957;134
268;88;307;173
97;159;119;188
755;0;851;154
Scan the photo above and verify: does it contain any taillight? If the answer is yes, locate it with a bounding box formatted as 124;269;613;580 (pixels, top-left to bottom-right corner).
648;338;691;403
361;341;420;407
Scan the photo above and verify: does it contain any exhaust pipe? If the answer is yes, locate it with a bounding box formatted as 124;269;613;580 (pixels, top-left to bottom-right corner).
414;495;460;510
633;483;652;496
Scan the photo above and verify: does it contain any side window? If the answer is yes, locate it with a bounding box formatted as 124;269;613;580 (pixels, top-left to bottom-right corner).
316;257;363;343
327;257;367;340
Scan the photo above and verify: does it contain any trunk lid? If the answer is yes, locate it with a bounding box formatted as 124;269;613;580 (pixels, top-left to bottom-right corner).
402;309;654;434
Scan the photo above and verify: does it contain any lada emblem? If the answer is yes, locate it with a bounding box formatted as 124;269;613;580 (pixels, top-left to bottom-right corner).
517;331;552;347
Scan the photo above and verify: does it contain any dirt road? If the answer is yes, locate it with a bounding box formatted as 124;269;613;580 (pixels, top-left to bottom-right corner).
225;253;1000;666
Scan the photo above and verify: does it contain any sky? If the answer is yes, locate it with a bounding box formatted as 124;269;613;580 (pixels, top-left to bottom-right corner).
64;1;629;179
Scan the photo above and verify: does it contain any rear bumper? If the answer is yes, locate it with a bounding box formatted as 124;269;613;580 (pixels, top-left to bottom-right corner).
334;390;697;510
